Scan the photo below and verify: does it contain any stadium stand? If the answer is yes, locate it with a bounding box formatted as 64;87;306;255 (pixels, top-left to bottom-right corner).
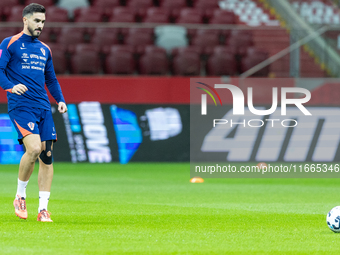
176;8;203;24
290;0;340;24
5;5;24;22
45;6;69;22
109;7;136;23
0;0;332;77
172;46;201;75
206;46;237;76
143;7;170;23
73;7;104;22
25;0;54;7
70;44;101;74
48;43;68;74
104;45;135;74
139;46;169;75
159;0;187;21
57;0;90;18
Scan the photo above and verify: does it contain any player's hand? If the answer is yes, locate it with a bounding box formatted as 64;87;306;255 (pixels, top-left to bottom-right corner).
58;102;67;114
12;84;28;95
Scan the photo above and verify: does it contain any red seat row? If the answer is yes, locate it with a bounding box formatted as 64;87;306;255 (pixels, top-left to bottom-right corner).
49;43;270;76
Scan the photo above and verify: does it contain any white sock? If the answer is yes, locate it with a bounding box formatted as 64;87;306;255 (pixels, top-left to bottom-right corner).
38;191;50;212
16;179;28;199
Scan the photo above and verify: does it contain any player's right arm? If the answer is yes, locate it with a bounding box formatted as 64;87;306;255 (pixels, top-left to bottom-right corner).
0;38;27;95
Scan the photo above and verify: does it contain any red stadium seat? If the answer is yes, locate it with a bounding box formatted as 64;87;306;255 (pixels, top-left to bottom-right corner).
206;46;237;76
25;0;54;7
227;30;254;56
139;46;168;75
0;0;20;18
0;27;20;42
124;28;154;54
209;9;236;24
0;0;19;8
241;47;270;76
38;27;54;43
171;46;202;58
176;8;203;24
109;7;136;23
48;43;68;74
5;5;24;22
172;47;201;75
105;45;135;74
91;27;119;53
159;0;187;20
70;44;101;74
191;29;220;55
46;6;69;22
57;27;86;50
127;0;153;19
74;7;104;22
93;0;120;9
92;0;120;18
193;0;219;11
143;7;170;23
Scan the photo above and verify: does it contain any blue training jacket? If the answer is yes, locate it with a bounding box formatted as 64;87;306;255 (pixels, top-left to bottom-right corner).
0;31;65;112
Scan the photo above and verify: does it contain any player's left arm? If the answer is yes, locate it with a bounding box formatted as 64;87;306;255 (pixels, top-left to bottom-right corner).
44;48;67;114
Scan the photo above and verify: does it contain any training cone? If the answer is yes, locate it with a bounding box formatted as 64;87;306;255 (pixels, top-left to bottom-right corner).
190;177;204;183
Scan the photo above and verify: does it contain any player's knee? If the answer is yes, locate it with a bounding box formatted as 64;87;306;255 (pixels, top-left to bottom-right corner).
29;144;42;159
39;140;53;165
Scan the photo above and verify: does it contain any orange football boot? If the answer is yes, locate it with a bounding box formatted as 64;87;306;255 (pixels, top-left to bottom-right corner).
13;195;27;219
37;209;53;222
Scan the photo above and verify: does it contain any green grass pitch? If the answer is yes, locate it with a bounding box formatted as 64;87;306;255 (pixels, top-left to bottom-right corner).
1;163;340;254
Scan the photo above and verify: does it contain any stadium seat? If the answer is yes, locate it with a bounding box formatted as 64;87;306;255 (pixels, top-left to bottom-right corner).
209;9;237;24
206;46;237;76
105;45;135;74
127;0;154;19
48;43;68;74
227;30;254;56
57;27;86;51
92;0;120;18
109;7;136;23
0;0;20;19
70;44;101;74
0;27;20;42
143;7;170;23
93;0;120;9
193;0;219;10
176;8;203;24
37;27;54;43
74;7;104;22
172;47;201;75
5;5;23;22
139;46;168;75
124;28;154;54
155;25;188;53
57;0;90;18
240;47;270;76
45;6;69;22
191;29;220;55
91;27;119;53
159;0;187;20
25;0;54;7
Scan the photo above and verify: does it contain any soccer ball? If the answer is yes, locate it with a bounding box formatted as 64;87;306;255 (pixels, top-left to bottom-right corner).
327;206;340;233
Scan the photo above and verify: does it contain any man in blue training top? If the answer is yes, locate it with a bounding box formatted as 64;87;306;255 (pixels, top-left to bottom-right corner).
0;3;67;222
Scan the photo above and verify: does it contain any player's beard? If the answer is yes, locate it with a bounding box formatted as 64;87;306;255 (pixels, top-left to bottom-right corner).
28;26;42;39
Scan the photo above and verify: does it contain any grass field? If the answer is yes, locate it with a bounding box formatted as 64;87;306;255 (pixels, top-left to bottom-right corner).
1;163;340;254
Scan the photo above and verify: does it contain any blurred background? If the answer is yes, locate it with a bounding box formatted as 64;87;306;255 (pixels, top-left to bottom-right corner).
1;0;340;164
